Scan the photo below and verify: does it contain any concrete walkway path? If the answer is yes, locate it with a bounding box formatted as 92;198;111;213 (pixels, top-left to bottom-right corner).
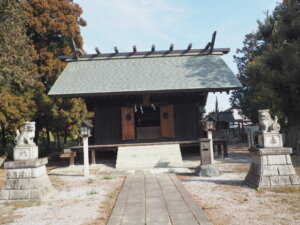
107;173;212;225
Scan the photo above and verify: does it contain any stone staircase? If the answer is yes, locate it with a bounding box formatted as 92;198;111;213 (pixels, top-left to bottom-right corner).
116;144;183;169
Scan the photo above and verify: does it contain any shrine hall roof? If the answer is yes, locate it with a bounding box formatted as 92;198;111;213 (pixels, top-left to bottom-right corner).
48;51;241;97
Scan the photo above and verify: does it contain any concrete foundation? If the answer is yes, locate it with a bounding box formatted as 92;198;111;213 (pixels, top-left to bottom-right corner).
244;147;300;189
0;158;54;201
116;144;183;169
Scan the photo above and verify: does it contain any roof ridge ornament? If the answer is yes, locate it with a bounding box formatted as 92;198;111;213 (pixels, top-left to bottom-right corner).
187;43;192;51
133;45;137;53
151;44;155;52
114;46;119;54
95;47;101;55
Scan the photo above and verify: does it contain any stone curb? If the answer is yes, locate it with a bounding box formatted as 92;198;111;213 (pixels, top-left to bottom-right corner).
106;175;132;225
169;174;213;225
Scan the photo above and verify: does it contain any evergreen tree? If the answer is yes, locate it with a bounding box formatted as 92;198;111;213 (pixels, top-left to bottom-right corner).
0;0;40;154
231;0;300;152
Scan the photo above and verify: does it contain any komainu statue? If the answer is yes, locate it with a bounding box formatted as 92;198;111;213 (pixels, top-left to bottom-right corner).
14;121;36;146
258;109;281;133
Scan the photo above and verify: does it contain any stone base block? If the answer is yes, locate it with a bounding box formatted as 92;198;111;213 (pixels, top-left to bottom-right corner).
196;164;220;177
13;145;38;161
0;158;54;201
245;147;300;189
258;132;283;148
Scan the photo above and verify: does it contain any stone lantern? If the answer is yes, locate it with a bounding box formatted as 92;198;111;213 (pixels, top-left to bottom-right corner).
203;115;216;164
203;116;216;132
195;116;220;177
80;121;93;137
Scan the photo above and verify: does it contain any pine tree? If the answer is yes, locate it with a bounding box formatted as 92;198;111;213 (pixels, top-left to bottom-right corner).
231;1;300;152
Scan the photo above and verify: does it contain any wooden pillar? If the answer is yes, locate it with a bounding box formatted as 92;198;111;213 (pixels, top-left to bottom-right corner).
91;150;96;165
241;120;245;142
70;151;76;166
217;143;222;158
224;142;228;158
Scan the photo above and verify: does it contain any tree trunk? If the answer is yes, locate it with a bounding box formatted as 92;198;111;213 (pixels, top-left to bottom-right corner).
56;131;61;152
63;126;68;145
0;124;6;155
46;125;50;151
1;123;7;148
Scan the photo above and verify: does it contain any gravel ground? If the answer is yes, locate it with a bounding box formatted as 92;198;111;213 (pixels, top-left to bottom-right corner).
180;150;300;225
0;172;124;225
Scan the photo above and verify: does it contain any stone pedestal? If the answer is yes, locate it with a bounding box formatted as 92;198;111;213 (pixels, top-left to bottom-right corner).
13;145;38;161
244;147;300;189
0;158;54;201
258;132;283;148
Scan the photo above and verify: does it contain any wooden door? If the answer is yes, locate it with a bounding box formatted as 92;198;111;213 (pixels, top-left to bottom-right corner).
160;105;175;138
121;107;135;140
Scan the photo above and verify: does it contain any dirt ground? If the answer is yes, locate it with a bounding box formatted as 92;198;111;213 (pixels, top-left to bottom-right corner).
180;147;300;225
1;147;300;225
0;156;124;225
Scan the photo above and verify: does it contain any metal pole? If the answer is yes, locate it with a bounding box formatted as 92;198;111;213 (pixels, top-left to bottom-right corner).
207;131;214;164
83;136;89;178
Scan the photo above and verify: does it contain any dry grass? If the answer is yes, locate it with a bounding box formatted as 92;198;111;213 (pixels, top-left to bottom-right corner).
85;181;123;225
269;186;300;194
102;175;113;180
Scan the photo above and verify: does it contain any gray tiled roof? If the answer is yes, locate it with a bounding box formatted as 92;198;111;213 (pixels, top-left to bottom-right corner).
48;54;241;96
219;111;235;123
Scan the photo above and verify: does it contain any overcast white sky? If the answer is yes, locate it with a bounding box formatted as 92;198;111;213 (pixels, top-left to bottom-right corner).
75;0;279;113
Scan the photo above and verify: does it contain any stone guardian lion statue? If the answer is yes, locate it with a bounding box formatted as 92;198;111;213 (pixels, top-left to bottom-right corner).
14;121;36;146
258;109;280;133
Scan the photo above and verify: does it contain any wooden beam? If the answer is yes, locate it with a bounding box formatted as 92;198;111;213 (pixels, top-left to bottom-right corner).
114;46;119;54
187;43;192;51
151;44;155;52
95;47;101;55
143;94;150;106
133;45;137;53
169;44;174;51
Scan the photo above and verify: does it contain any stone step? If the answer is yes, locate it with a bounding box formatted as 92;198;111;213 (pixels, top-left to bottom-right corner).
116;144;183;169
